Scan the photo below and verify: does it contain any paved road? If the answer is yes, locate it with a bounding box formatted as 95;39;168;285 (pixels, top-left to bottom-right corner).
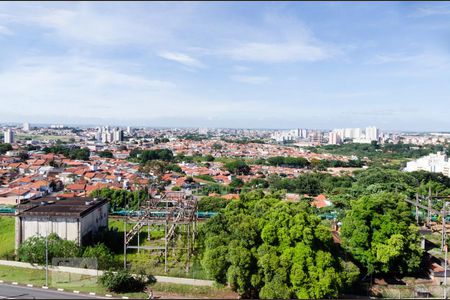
0;283;106;299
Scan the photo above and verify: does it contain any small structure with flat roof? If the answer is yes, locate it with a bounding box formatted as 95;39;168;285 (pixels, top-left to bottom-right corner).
15;196;109;250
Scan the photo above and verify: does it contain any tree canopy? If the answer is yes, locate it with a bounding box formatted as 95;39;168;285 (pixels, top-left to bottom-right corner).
340;192;423;275
200;191;359;299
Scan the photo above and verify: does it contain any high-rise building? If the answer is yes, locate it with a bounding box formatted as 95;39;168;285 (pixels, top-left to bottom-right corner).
4;129;14;144
328;131;342;145
113;128;124;142
365;126;379;141
126;126;132;135
23;122;30;131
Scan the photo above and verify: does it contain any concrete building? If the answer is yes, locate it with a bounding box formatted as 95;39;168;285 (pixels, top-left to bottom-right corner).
15;197;109;250
4;128;14;144
113;128;124;142
365;126;379;142
404;152;449;174
23;122;30;131
328;131;342;145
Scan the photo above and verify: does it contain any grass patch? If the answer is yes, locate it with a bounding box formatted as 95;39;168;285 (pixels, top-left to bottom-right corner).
0;265;147;298
149;282;237;299
108;217;210;280
0;216;15;259
0;265;235;299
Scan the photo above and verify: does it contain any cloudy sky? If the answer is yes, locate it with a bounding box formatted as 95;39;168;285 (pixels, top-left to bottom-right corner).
0;2;450;130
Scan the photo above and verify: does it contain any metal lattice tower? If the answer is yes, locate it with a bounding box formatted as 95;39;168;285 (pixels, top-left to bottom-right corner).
123;191;198;273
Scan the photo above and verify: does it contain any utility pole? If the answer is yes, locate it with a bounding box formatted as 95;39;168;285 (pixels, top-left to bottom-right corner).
45;231;48;287
445;244;448;299
123;213;127;269
415;193;419;224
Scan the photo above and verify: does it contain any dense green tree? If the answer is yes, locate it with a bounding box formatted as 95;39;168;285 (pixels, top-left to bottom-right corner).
82;243;117;270
0;143;12;154
98;150;114;158
91;188;148;211
340;192;423;275
224;160;251;175
200;192;359;299
129;148;174;163
198;196;229;211
43;145;90;160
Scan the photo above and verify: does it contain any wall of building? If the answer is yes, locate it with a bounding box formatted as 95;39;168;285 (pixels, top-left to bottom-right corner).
20;216;79;243
80;203;109;244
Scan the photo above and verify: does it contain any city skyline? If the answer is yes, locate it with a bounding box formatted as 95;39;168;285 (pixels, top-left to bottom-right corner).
1;2;450;130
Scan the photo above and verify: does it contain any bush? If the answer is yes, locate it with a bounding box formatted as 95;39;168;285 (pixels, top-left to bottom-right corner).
82;243;117;270
18;233;81;265
99;269;149;293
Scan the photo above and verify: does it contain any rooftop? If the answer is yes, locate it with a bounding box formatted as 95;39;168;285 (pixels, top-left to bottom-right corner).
18;196;108;218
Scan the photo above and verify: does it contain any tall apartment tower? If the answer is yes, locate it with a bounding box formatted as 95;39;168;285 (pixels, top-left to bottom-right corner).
113;128;124;142
365;126;379;141
4;129;14;144
23;122;30;131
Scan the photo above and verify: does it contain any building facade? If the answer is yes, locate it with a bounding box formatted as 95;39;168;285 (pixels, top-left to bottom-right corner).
15;197;109;250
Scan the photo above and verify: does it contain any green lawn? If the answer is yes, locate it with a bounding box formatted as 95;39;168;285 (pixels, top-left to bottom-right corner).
0;265;236;299
0;265;147;298
0;216;15;259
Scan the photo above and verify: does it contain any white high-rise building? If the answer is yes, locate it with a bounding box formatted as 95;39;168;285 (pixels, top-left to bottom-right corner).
23;122;30;131
126;126;132;135
113;128;124;142
101;130;112;143
365;126;379;141
4;129;14;144
328;131;342;145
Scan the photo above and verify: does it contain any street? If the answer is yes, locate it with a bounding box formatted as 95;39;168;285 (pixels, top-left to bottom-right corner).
0;283;106;299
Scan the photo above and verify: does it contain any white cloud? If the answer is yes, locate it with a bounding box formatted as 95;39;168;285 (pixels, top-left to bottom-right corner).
233;65;251;72
224;41;331;63
411;4;450;17
231;75;270;84
0;25;12;35
0;3;196;47
158;51;205;68
370;52;450;69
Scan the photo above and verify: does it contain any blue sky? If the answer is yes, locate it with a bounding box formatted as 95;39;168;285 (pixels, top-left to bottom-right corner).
0;1;450;130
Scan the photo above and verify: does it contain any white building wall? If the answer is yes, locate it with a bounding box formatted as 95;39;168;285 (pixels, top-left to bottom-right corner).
21;217;79;243
80;203;108;238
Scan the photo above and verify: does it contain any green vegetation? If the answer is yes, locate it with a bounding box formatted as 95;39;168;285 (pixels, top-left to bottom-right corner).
199;190;359;299
129;148;174;163
0;216;15;259
266;156;310;168
197;196;229;211
224;159;251;175
313;142;446;163
18;233;80;264
0;143;12;154
82;243;117;270
91;188;148;211
194;174;216;182
98;150;114;158
99;269;150;293
0;265;147;298
340;192;423;275
43;145;90;161
18;233;118;270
